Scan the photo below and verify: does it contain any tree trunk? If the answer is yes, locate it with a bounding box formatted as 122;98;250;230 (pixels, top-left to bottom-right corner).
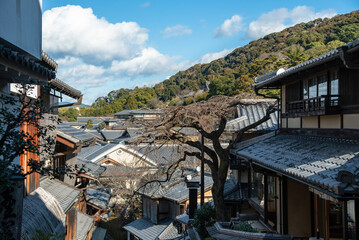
211;171;227;221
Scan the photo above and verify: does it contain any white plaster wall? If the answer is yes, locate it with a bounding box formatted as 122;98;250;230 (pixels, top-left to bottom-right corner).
0;0;42;59
320;114;341;129
281;118;287;128
287;118;301;128
103;148;151;167
343;114;359;129
302;116;318;128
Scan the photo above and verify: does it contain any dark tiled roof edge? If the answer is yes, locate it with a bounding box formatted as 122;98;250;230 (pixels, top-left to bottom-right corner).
0;44;56;80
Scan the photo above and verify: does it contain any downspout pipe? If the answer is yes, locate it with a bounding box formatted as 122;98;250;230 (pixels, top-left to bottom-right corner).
338;45;359;69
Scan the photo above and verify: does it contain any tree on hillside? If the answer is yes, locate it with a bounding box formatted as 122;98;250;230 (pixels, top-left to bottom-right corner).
282;46;308;66
132;94;276;220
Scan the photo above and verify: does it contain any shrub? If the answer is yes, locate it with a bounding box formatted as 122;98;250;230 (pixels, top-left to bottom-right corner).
233;221;258;233
192;203;216;237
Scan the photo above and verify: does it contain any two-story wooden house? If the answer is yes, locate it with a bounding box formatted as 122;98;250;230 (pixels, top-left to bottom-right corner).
234;39;359;239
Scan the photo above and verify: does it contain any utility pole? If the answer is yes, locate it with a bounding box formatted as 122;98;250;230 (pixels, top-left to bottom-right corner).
201;134;204;206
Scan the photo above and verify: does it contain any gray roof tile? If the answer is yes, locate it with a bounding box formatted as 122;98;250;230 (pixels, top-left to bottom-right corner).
226;99;278;132
76;211;94;240
137;169;213;202
58;123;95;144
40;177;81;213
86;188;111;209
123;218;173;240
236;134;359;195
76;157;106;178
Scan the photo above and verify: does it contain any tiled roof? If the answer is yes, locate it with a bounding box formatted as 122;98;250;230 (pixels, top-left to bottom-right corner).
175;213;190;225
123;218;173;240
226;99;278;132
77;157;106;178
0;44;56;80
49;78;82;99
76;211;94;240
77;117;105;122
78;143;105;159
84;142;119;162
114;109;132;116
158;222;182;240
40;177;81;213
126;128;144;138
138;169;213;202
236;134;359;196
133;144;198;166
57;123;95;145
41;51;58;71
86;188;111;209
87;130;127;141
21;187;65;240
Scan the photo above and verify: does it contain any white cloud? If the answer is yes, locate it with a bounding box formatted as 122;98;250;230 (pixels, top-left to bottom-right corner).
247;6;337;39
43;5;149;63
110;47;191;76
135;79;163;88
213;15;244;37
141;2;150;7
161;25;192;38
198;48;233;64
42;5;194;104
55;56;81;67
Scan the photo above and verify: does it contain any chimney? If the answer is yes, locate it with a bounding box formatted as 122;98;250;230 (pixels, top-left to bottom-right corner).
186;180;200;219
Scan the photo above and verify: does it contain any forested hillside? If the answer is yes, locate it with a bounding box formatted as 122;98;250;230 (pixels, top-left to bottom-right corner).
59;10;359;120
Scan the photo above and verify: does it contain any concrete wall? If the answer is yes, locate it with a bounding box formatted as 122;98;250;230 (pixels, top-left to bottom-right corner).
343;114;359;129
320;114;340;129
302;116;318;128
287;118;300;128
0;0;42;59
287;179;311;237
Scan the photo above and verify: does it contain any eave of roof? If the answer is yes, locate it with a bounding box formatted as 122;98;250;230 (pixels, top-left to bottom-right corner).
49;78;82;99
235;134;359;198
41;51;58;72
0;44;56;80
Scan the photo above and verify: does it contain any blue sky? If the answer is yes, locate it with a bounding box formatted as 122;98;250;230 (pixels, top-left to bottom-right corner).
42;1;359;104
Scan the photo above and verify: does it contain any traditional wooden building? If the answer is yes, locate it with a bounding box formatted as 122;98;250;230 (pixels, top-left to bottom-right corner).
124;168;213;240
234;39;359;239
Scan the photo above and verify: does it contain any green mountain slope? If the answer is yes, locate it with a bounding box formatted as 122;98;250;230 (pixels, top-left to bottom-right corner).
59;10;359;118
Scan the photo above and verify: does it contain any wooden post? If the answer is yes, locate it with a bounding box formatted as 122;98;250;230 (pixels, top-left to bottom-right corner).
200;134;204;206
65;207;77;240
282;176;288;234
342;201;348;240
325;200;329;240
264;175;268;224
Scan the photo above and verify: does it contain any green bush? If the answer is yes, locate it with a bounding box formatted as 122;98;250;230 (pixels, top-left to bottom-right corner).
192;203;216;238
233;221;258;233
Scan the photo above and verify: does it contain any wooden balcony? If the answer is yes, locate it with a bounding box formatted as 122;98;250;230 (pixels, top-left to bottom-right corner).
283;95;340;117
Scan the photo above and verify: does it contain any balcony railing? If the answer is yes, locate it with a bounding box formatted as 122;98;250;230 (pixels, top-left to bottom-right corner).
284;95;340;117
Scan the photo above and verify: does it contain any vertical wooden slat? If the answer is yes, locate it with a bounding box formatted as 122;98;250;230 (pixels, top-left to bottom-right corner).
325;200;329;240
343;201;348;240
65;208;77;240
